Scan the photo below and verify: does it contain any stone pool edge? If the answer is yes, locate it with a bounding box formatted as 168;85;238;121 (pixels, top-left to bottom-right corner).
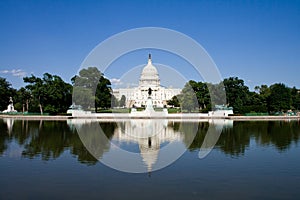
0;114;300;121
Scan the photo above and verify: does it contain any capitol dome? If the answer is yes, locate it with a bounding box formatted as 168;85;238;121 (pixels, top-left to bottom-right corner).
139;54;160;87
113;54;181;108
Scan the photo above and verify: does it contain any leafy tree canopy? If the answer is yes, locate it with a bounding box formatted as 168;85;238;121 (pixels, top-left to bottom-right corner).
72;67;112;111
0;77;16;111
23;73;72;114
268;83;291;112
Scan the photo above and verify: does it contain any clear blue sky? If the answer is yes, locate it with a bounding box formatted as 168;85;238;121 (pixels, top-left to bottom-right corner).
0;0;299;90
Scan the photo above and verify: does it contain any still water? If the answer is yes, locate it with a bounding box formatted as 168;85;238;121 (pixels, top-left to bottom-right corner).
0;118;300;200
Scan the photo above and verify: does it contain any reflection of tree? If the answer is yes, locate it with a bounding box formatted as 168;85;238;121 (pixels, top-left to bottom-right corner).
265;121;300;151
1;119;300;160
177;122;199;150
183;121;300;156
0;120;116;165
221;121;300;155
75;122;116;162
0;119;41;155
0;120;8;154
21;121;116;165
217;124;251;156
187;122;209;151
168;122;180;132
22;121;70;160
11;120;30;145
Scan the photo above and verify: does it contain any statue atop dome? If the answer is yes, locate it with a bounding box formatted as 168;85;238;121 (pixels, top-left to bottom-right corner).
147;53;152;65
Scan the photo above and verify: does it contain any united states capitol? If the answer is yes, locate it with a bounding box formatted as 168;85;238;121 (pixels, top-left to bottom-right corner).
113;54;181;108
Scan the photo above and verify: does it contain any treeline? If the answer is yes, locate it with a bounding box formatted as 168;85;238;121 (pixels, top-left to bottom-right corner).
0;73;73;114
1;68;300;114
0;67;112;114
168;77;300;114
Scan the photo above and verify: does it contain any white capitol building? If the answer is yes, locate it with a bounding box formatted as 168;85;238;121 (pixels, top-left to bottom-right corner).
113;54;181;108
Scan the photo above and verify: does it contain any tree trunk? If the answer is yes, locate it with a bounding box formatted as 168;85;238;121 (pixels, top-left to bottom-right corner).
38;96;43;115
39;104;43;115
26;99;29;112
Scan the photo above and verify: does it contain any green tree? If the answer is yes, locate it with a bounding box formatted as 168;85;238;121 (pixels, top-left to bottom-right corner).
42;73;72;114
72;86;94;110
0;77;16;111
291;87;300;110
119;95;126;107
95;76;112;110
179;82;198;112
24;73;72;114
23;75;44;114
243;91;267;113
167;95;180;107
254;84;270;112
73;67;102;91
72;67;112;112
189;80;210;111
268;83;291;112
223;77;249;114
15;87;31;112
206;82;226;108
111;95;119;108
72;67;102;110
255;85;271;98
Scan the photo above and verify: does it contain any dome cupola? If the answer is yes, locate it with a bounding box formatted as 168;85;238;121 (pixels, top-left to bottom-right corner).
139;54;160;87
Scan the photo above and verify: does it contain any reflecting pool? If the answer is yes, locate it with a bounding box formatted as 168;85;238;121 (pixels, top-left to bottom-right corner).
0;118;300;199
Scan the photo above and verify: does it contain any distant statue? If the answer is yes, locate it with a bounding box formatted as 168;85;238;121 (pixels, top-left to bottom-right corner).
2;97;17;113
148;87;152;96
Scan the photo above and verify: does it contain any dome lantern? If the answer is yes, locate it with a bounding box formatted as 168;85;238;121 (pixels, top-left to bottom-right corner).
139;54;160;87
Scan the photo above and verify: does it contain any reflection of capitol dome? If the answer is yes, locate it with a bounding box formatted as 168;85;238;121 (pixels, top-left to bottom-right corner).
139;54;160;87
112;120;183;173
139;137;160;173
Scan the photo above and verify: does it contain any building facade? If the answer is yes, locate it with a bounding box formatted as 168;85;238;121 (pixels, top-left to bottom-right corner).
113;54;181;108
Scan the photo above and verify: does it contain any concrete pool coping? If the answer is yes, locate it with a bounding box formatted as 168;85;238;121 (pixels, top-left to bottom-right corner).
1;114;299;121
